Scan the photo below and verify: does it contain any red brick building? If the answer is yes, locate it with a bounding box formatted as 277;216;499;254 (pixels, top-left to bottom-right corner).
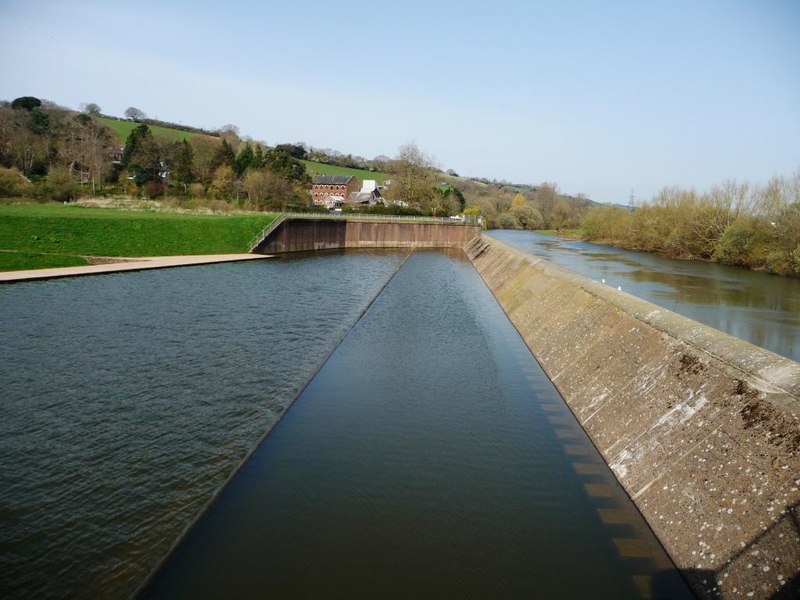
312;175;359;205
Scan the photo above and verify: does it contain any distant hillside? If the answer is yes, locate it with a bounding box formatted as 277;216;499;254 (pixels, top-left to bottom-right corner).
301;160;389;185
98;117;201;144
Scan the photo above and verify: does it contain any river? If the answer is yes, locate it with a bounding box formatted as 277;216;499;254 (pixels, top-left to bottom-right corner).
487;230;800;362
1;248;693;598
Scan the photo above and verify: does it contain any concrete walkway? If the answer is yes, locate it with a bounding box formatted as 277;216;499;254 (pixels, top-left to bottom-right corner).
0;254;272;283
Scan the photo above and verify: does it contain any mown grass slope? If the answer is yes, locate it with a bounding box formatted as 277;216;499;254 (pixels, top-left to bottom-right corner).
98;117;199;144
301;160;389;185
0;204;275;271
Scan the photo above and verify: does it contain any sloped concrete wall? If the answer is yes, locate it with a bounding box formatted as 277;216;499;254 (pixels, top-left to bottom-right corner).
253;218;480;254
466;236;800;599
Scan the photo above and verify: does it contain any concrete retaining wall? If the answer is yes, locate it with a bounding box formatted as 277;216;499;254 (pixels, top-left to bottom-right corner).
465;236;800;599
252;218;480;254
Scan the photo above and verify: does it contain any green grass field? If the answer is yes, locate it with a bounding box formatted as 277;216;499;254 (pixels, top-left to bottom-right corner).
301;160;389;185
0;204;275;271
98;117;199;144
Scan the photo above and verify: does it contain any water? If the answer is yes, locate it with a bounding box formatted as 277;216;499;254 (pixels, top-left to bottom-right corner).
487;230;800;362
142;251;692;599
0;251;407;598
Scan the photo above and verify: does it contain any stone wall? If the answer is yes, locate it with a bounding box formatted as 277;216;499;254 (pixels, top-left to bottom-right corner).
465;235;800;599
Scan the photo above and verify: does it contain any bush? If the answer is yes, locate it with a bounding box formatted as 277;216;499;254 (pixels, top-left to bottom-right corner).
714;216;766;266
496;212;521;229
188;183;205;198
143;181;165;199
37;167;78;202
0;167;33;197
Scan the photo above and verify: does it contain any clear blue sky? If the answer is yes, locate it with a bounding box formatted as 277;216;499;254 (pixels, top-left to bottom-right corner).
1;0;798;202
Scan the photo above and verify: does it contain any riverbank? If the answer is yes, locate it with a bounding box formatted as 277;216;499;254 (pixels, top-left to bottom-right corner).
0;203;275;271
0;254;271;283
466;235;800;599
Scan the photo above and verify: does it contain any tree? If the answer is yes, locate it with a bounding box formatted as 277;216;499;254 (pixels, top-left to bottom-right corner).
496;212;522;229
511;204;544;229
275;143;307;160
432;183;465;216
235;142;255;176
11;96;42;111
59;113;115;193
385;142;436;209
189;136;222;186
263;147;309;184
121;124;161;184
124;107;146;121
532;182;560;228
170;140;194;190
210;164;235;198
220;139;236;168
81;102;102;115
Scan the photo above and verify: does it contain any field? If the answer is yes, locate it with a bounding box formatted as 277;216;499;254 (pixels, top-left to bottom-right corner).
0;204;275;271
98;117;200;144
301;160;390;185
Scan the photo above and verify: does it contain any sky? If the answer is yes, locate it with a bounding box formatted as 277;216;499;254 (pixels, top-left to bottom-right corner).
1;0;798;203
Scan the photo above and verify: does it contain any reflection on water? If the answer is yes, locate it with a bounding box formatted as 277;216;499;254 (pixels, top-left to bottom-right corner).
143;251;692;599
488;230;800;362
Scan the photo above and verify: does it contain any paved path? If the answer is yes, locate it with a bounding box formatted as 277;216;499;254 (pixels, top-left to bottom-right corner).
0;254;272;283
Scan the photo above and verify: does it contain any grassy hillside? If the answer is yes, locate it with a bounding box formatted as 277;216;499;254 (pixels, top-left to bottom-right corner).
301;160;389;185
0;204;275;271
98;117;199;144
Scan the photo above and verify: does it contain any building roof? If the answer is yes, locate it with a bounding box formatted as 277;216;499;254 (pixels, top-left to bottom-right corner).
312;175;355;185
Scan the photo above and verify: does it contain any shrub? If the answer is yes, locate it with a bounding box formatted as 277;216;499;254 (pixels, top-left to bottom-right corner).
0;167;33;197
143;181;165;199
38;167;78;202
496;212;521;229
188;183;205;198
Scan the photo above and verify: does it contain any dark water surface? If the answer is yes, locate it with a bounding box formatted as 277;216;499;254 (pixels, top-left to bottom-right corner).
143;251;692;599
1;251;407;598
487;230;800;362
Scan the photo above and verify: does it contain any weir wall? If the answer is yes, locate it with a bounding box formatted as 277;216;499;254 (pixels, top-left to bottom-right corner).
465;236;800;599
251;218;480;254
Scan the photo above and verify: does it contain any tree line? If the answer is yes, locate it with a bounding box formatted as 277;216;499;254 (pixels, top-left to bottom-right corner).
0;95;599;223
0;96;312;210
581;173;800;276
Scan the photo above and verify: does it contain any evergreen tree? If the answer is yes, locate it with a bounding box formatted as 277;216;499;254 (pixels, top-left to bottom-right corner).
252;144;264;170
121;124;161;184
235;142;254;176
221;139;236;168
172;140;194;189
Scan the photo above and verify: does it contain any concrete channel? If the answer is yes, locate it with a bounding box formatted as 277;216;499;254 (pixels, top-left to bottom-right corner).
465;235;800;599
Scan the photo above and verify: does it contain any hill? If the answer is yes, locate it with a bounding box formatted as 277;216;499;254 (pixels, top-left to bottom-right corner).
300;160;389;185
98;117;200;144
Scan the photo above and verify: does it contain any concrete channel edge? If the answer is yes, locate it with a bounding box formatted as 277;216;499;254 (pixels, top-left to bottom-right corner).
465;235;800;600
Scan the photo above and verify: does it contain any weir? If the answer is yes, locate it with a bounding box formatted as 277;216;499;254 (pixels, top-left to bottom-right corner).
249;213;481;254
465;235;800;599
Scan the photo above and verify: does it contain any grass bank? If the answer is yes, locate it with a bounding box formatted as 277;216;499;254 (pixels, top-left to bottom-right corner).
97;117;199;144
301;160;389;185
0;203;275;271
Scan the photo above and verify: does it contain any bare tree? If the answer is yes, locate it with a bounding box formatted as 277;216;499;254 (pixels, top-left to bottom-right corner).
80;102;102;115
124;107;146;121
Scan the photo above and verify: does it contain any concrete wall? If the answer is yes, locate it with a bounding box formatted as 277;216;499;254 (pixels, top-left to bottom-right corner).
465;236;800;599
252;218;481;254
